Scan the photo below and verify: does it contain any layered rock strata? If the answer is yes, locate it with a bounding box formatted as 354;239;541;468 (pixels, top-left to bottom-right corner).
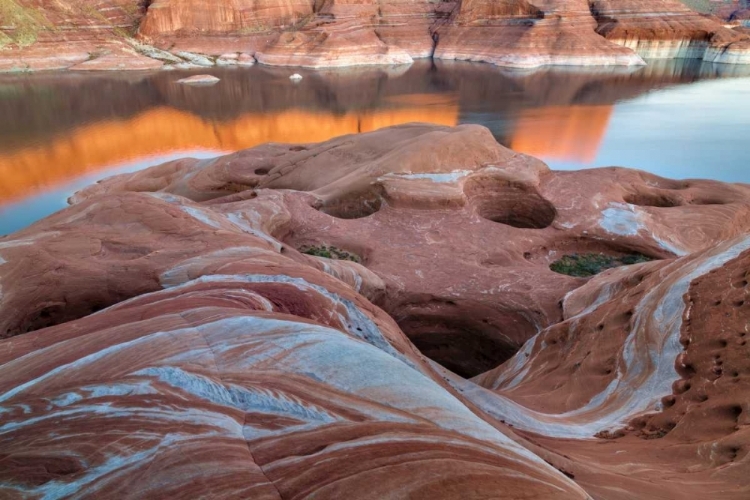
591;0;750;64
432;0;646;68
0;226;587;499
2;0;750;70
1;124;750;497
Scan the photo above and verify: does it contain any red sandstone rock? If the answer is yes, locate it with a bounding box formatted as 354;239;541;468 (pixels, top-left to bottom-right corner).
2;0;750;70
0;259;589;498
465;237;750;499
138;0;313;36
433;0;646;68
592;0;750;63
70;44;166;71
2;124;750;497
67;123;750;377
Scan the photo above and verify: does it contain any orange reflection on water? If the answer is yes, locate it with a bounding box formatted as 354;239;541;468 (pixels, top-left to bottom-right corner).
0;99;458;206
509;105;613;163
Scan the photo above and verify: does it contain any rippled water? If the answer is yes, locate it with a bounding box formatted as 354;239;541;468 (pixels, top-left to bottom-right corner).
1;59;749;236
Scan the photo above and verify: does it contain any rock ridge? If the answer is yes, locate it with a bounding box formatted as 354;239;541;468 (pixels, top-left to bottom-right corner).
1;123;750;498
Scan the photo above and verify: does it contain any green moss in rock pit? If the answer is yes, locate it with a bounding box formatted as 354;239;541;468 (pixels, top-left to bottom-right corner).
550;252;652;278
301;245;361;264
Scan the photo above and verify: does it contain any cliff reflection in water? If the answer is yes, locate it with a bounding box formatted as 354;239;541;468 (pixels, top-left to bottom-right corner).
1;58;749;235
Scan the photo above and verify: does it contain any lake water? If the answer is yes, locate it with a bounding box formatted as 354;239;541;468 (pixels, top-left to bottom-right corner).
1;59;749;236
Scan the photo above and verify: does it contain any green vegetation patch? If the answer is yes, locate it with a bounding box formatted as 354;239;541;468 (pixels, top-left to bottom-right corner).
680;0;714;14
0;0;52;48
550;252;652;278
301;245;361;264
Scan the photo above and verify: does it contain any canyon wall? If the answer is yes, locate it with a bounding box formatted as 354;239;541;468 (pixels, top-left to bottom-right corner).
138;0;313;35
2;0;750;70
592;0;750;63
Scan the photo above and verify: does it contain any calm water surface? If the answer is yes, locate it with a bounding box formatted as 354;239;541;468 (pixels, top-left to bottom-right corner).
1;59;749;236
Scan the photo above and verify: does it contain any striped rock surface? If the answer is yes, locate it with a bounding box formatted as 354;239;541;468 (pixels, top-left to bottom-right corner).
1;124;749;498
2;0;750;70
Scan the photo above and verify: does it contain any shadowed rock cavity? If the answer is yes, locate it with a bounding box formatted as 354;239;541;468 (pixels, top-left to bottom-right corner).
464;177;556;228
396;302;536;378
623;191;683;207
317;189;385;219
624;189;731;207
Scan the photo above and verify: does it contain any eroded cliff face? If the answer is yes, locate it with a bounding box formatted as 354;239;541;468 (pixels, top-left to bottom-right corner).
685;0;750;22
591;0;750;63
2;0;750;70
1;123;749;498
0;0;144;46
0;0;161;70
138;0;313;36
434;0;645;68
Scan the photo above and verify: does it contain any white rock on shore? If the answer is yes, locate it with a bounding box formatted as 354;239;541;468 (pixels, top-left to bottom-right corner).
177;75;221;85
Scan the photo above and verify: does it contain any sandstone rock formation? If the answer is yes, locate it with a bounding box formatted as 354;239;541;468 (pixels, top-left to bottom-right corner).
177;73;220;84
1;123;749;498
2;0;750;70
0;0;150;71
591;0;750;64
689;0;750;24
433;0;646;68
5;58;750;215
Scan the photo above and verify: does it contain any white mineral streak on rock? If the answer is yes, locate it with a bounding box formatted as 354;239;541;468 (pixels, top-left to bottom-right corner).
599;203;689;255
173;51;215;67
0;308;582;496
612;38;710;59
455;235;750;438
611;38;750;65
599;203;643;236
158;274;411;364
379;170;473;183
175;204;283;251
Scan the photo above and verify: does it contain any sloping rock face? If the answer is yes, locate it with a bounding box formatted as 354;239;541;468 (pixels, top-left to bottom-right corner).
467;238;750;498
0;0;156;71
433;0;646;68
0;229;586;499
591;0;750;63
138;0;312;35
2;0;750;70
1;124;750;498
141;0;432;67
687;0;750;23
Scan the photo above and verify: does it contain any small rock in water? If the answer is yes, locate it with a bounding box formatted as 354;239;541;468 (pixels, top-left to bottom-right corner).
177;75;220;85
289;73;303;81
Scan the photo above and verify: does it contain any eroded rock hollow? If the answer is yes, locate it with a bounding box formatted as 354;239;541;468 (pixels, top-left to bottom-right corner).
1;124;749;498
